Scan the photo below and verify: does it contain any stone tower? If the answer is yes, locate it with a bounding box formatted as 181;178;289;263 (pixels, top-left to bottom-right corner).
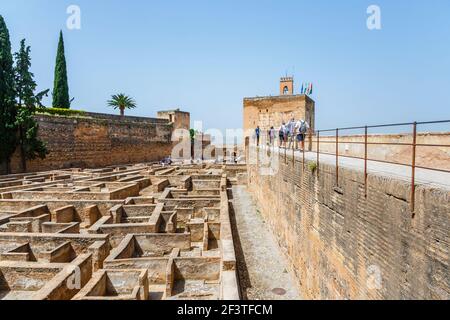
157;108;190;130
280;77;294;95
243;76;315;144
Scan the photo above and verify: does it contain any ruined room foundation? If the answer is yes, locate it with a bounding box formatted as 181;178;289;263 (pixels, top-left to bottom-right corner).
0;164;246;300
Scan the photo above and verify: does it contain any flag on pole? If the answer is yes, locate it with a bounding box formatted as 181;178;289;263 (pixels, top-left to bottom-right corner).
300;82;314;95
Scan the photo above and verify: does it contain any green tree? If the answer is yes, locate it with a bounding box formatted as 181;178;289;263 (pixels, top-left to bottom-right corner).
14;39;49;172
189;129;196;140
189;129;198;159
52;30;70;109
107;93;137;116
0;15;17;173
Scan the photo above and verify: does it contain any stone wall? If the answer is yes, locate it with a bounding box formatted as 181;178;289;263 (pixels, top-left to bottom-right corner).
157;109;190;131
243;95;315;138
247;147;449;300
3;112;175;174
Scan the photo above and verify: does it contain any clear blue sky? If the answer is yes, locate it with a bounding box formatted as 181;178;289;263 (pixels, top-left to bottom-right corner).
1;0;450;134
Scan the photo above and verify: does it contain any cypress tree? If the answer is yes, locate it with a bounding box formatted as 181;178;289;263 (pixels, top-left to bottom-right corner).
0;15;18;173
52;30;70;108
14;39;49;172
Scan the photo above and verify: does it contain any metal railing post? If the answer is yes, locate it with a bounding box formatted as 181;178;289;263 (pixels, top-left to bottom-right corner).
364;126;368;198
336;128;339;186
302;140;305;172
316;131;320;176
292;134;295;166
284;140;287;164
411;122;417;213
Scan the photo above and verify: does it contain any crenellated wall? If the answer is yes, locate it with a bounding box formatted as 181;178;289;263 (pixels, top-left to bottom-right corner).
2;112;176;174
247;147;449;300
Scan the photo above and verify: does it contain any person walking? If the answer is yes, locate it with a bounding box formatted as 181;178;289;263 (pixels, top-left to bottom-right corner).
268;126;275;146
255;126;261;146
279;123;286;148
287;118;296;149
295;118;310;151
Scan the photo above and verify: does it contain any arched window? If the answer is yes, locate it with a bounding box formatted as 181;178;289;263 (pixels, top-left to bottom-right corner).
283;86;289;95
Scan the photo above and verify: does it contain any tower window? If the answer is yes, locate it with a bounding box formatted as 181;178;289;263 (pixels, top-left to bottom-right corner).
283;86;289;95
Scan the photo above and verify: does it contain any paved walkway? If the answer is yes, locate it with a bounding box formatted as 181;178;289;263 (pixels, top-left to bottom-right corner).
258;146;450;190
230;185;301;300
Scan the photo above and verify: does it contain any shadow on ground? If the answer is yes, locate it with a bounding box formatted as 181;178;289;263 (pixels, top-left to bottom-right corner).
227;188;251;300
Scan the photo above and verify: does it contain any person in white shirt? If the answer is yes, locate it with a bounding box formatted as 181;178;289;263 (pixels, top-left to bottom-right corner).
268;126;275;146
294;119;310;151
287;118;296;149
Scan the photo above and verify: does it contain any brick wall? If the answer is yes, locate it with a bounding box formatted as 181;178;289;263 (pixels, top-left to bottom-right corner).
247;148;449;299
3;113;174;174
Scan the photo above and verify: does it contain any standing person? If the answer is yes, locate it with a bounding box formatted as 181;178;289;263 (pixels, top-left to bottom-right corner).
295;118;310;151
255;126;261;146
287;118;296;149
268;126;275;146
279;123;286;148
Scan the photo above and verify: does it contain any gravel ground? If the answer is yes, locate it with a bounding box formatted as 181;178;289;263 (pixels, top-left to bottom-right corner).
229;185;301;300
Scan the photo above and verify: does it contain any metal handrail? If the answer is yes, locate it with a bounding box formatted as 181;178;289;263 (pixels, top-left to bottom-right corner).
318;119;450;132
254;119;450;213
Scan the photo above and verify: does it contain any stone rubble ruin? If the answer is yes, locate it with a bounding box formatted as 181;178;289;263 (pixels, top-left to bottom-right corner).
0;163;246;300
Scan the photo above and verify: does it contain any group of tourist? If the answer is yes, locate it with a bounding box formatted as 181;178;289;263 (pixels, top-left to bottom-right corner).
255;117;310;151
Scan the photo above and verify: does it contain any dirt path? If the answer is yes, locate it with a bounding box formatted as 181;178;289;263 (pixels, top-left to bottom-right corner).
229;185;301;300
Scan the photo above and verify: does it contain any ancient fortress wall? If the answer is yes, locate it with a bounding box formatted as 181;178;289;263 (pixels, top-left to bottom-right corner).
247;148;449;300
4;113;175;174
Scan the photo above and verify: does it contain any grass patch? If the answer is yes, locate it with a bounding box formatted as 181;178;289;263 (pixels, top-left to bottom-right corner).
308;161;318;173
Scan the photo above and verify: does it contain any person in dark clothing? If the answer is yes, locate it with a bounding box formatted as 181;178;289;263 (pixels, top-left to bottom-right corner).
255;126;261;146
279;123;286;148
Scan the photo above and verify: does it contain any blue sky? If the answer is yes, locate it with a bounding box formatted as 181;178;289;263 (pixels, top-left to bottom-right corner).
1;0;450;134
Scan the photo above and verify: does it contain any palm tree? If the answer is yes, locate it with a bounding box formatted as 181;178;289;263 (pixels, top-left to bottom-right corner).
107;93;136;116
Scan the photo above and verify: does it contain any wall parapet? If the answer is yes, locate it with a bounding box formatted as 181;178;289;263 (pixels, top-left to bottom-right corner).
35;111;171;125
3;112;178;174
247;147;449;300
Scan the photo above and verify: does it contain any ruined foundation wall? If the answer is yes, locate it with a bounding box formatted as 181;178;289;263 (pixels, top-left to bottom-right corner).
247;148;449;300
4;113;174;174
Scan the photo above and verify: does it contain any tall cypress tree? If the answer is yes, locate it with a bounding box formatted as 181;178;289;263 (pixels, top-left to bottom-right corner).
14;39;49;172
52;30;70;109
0;15;18;173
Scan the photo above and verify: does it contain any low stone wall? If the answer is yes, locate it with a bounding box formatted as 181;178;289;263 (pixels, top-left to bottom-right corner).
247;147;449;300
311;132;450;171
2;113;174;174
